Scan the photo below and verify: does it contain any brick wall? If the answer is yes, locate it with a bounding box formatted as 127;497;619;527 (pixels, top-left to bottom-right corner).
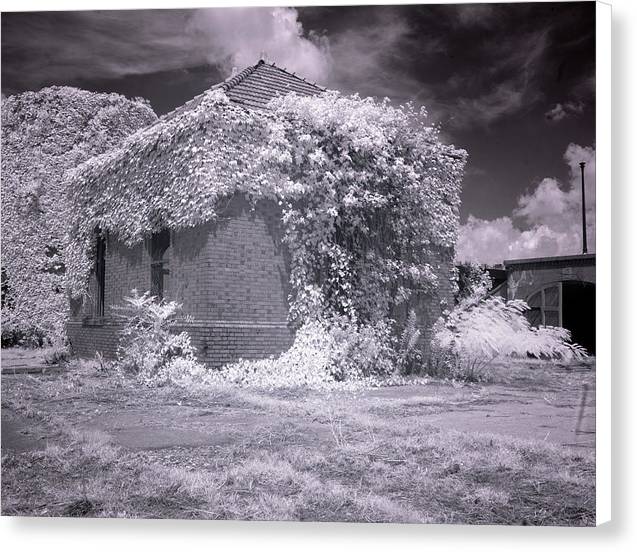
67;192;455;368
67;194;293;368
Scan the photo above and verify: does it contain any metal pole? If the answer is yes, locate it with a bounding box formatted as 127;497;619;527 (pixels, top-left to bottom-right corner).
579;161;588;254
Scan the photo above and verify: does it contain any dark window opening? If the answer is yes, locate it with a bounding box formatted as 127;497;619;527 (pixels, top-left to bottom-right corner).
150;229;170;300
1;267;12;309
562;281;596;355
94;232;106;317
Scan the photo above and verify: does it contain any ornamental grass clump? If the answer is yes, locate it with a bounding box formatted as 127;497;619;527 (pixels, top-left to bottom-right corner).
114;290;206;387
431;294;588;382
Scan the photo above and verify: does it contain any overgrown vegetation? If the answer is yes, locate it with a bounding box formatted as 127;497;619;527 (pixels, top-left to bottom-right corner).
431;293;588;382
208;316;397;390
114;290;206;387
66;90;465;365
1;87;157;346
455;261;493;301
113;291;426;389
112;278;588;388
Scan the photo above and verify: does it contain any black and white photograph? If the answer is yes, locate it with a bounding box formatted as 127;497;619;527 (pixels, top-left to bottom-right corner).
0;1;608;528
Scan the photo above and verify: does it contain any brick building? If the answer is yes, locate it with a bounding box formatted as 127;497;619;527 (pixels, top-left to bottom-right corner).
67;60;458;367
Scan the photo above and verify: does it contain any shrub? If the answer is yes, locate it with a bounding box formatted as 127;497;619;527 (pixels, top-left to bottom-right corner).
431;294;587;381
43;342;71;365
1;319;48;348
114;290;206;386
395;309;423;374
208;316;396;390
455;262;492;302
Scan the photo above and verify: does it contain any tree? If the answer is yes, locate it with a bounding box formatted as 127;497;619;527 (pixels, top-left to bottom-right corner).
1;86;157;345
455;262;492;302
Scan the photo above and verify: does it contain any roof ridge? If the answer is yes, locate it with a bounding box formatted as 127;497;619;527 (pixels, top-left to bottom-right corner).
159;61;263;122
257;59;326;91
159;59;325;123
220;60;264;92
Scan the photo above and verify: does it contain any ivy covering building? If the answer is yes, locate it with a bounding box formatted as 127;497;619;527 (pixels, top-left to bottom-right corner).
65;60;467;368
1;87;157;346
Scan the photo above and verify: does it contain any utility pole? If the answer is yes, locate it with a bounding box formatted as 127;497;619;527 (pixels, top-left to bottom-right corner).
579;161;588;254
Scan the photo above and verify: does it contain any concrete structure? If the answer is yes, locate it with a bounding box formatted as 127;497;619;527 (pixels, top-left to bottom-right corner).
499;254;596;354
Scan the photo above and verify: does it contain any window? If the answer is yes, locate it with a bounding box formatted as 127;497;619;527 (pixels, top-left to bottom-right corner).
150;229;170;300
1;267;11;309
526;283;562;327
94;232;106;317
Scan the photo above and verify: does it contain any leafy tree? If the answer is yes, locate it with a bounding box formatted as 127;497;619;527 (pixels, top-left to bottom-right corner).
1;87;157;345
455;262;492;301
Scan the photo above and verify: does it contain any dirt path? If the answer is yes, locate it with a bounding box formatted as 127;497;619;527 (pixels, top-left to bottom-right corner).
1;351;596;454
399;386;594;448
1;408;49;452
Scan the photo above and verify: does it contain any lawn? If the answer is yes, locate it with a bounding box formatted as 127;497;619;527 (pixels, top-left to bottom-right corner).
1;356;595;525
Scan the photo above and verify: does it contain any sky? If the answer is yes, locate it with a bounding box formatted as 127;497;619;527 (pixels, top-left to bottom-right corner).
1;2;596;265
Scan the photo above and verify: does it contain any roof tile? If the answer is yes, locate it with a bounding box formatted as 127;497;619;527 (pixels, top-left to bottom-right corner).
162;60;325;121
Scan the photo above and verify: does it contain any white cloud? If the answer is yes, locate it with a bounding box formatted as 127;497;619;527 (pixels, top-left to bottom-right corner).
457;216;586;266
452;80;527;128
323;11;442;103
188;8;330;84
4;8;332;88
544;101;584;122
456;144;596;265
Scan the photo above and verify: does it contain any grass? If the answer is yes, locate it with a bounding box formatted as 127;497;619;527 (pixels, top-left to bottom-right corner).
1;357;595;525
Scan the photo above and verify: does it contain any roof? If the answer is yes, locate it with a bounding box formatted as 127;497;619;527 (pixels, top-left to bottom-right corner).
163;59;325;121
68;61;327;214
504;253;596;267
67;58;466;250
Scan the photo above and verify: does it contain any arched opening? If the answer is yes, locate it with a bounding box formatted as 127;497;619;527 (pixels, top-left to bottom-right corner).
562;281;596;355
525;280;596;355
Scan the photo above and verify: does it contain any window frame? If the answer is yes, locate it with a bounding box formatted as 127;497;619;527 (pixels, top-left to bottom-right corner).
94;231;106;317
526;282;563;327
149;229;170;300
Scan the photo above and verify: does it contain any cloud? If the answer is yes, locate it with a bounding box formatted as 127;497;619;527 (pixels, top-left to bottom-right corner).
322;9;442;104
516;143;596;228
187;8;330;83
2;8;331;90
544;101;584;122
456;143;596;265
446;30;549;129
457;216;578;265
452;4;499;28
451;81;527;128
2;6;449;113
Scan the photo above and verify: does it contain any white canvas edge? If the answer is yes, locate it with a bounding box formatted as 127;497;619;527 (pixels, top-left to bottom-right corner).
595;0;612;527
0;0;611;542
